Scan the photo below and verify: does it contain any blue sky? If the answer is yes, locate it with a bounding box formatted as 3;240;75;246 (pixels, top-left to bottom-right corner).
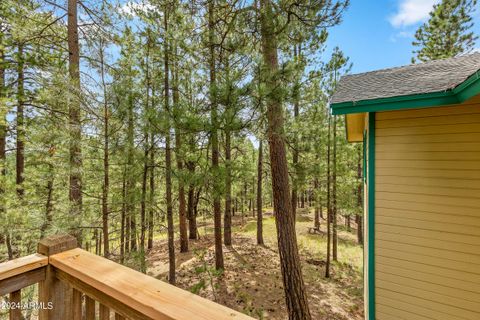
327;0;480;74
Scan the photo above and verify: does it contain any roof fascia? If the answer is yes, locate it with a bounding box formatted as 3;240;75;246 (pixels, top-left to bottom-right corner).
331;71;480;115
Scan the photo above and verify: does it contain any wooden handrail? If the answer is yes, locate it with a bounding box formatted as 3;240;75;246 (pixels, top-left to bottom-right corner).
50;248;253;320
0;254;49;320
0;235;254;320
0;254;48;281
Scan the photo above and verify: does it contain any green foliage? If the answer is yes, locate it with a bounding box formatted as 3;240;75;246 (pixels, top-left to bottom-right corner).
0;0;361;268
412;0;478;62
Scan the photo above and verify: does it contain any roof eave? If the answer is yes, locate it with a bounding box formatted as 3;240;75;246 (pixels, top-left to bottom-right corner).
331;70;480;115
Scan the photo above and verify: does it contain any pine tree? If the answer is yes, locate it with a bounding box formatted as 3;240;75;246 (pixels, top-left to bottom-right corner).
412;0;478;63
67;0;83;242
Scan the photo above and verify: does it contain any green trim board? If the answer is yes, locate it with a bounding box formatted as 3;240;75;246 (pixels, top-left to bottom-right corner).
367;112;375;320
331;71;480;115
363;131;366;183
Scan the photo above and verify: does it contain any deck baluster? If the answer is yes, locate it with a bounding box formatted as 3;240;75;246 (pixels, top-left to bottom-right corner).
9;290;21;320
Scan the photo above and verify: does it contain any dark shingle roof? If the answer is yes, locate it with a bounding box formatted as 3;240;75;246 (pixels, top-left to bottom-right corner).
331;53;480;104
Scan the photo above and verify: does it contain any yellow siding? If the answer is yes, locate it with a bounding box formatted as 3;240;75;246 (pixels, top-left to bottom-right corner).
375;104;480;320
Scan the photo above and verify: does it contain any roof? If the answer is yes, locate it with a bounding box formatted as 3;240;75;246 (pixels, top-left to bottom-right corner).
331;53;480;115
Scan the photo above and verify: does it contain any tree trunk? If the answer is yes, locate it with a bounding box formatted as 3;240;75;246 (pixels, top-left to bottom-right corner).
325;114;331;278
175;113;188;253
291;44;300;216
208;0;224;270
257;140;264;245
16;44;25;198
252;175;256;217
357;145;364;245
6;234;13;260
41;162;54;238
314;179;320;229
100;41;110;258
332;115;338;262
140;35;152;267
67;0;83;242
164;7;176;284
148;133;155;250
120;170;127;263
186;147;197;240
174;54;188;253
126;92;136;252
241;182;246;224
140;135;148;271
194;188;201;234
259;1;311;318
224;127;232;246
0;31;7;249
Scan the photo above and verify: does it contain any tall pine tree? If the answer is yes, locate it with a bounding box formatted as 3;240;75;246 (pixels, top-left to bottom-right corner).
412;0;478;62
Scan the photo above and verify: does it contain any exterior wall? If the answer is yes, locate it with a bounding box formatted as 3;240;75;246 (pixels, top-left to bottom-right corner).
374;103;480;320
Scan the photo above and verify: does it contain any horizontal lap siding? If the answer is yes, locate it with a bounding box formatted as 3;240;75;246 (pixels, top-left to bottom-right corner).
375;104;480;320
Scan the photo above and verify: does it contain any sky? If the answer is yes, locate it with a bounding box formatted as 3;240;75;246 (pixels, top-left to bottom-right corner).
326;0;480;74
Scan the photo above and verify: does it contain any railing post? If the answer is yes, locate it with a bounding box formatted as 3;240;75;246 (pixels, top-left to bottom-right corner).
37;234;77;320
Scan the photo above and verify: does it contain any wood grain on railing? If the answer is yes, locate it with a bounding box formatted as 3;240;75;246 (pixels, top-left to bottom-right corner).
0;253;48;320
2;235;255;320
85;295;95;319
0;254;47;281
0;254;47;297
50;248;254;320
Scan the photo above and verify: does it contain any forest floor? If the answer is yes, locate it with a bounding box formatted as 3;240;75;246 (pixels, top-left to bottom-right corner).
146;209;364;320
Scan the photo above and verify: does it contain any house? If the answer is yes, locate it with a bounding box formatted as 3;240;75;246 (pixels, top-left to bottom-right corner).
331;53;480;320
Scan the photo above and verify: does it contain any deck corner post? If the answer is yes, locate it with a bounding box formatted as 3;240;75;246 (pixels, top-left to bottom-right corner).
37;234;78;320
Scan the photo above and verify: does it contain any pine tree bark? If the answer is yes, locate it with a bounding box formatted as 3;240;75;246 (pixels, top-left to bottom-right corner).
126;87;136;252
357;146;363;245
314;179;320;229
16;44;25;198
6;234;13;260
224;54;232;246
175;110;188;253
42;107;55;239
140;35;152;264
332;115;338;262
174;54;188;253
148;132;155;250
100;40;110;258
259;1;311;318
42;165;54;238
140;135;148;270
325;114;332;278
67;0;83;241
208;0;224;270
257;140;264;245
0;31;6;248
224;127;232;246
186;145;197;240
164;6;176;284
291;44;300;216
120;169;127;262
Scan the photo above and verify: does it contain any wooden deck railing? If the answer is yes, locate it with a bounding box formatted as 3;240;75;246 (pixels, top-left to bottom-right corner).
0;234;254;320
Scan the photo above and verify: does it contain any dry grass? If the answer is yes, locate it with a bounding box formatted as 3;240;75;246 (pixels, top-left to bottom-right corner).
147;209;364;320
